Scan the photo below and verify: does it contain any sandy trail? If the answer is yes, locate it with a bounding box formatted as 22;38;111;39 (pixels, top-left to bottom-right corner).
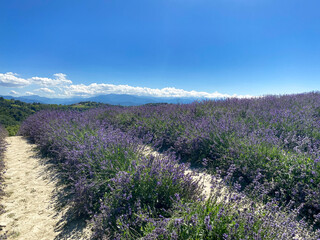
0;136;90;240
0;136;62;239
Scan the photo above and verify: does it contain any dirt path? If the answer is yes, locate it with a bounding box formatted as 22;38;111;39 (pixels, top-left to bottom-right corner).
0;136;84;240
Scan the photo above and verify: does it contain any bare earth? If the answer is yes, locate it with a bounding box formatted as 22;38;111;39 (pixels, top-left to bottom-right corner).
0;136;63;239
0;136;90;240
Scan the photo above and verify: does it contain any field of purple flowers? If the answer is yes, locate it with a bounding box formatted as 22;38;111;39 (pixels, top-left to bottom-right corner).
19;92;320;239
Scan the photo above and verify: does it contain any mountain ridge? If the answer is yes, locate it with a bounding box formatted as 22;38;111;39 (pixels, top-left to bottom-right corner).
0;94;206;106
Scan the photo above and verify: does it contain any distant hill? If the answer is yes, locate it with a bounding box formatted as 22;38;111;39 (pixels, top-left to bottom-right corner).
1;94;203;106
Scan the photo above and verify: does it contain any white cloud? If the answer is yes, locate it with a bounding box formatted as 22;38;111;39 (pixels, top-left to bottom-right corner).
30;73;72;87
0;71;253;99
0;72;30;87
25;91;35;96
0;72;72;89
35;88;55;94
62;83;253;99
10;90;18;95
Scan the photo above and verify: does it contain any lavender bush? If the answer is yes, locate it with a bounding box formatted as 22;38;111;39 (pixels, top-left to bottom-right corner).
92;154;200;239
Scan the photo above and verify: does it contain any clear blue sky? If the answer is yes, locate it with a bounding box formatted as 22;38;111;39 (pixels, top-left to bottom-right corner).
0;0;320;98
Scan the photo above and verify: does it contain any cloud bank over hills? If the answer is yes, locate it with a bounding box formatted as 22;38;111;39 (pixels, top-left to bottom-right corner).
0;72;252;99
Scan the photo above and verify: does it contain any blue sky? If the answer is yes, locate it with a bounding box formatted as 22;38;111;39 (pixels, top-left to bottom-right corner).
0;0;319;98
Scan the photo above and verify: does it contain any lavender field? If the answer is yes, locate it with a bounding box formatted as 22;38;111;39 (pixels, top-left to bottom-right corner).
19;92;320;239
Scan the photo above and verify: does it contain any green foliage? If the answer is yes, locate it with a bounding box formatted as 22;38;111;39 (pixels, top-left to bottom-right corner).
70;101;110;109
6;125;20;136
0;114;18;128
